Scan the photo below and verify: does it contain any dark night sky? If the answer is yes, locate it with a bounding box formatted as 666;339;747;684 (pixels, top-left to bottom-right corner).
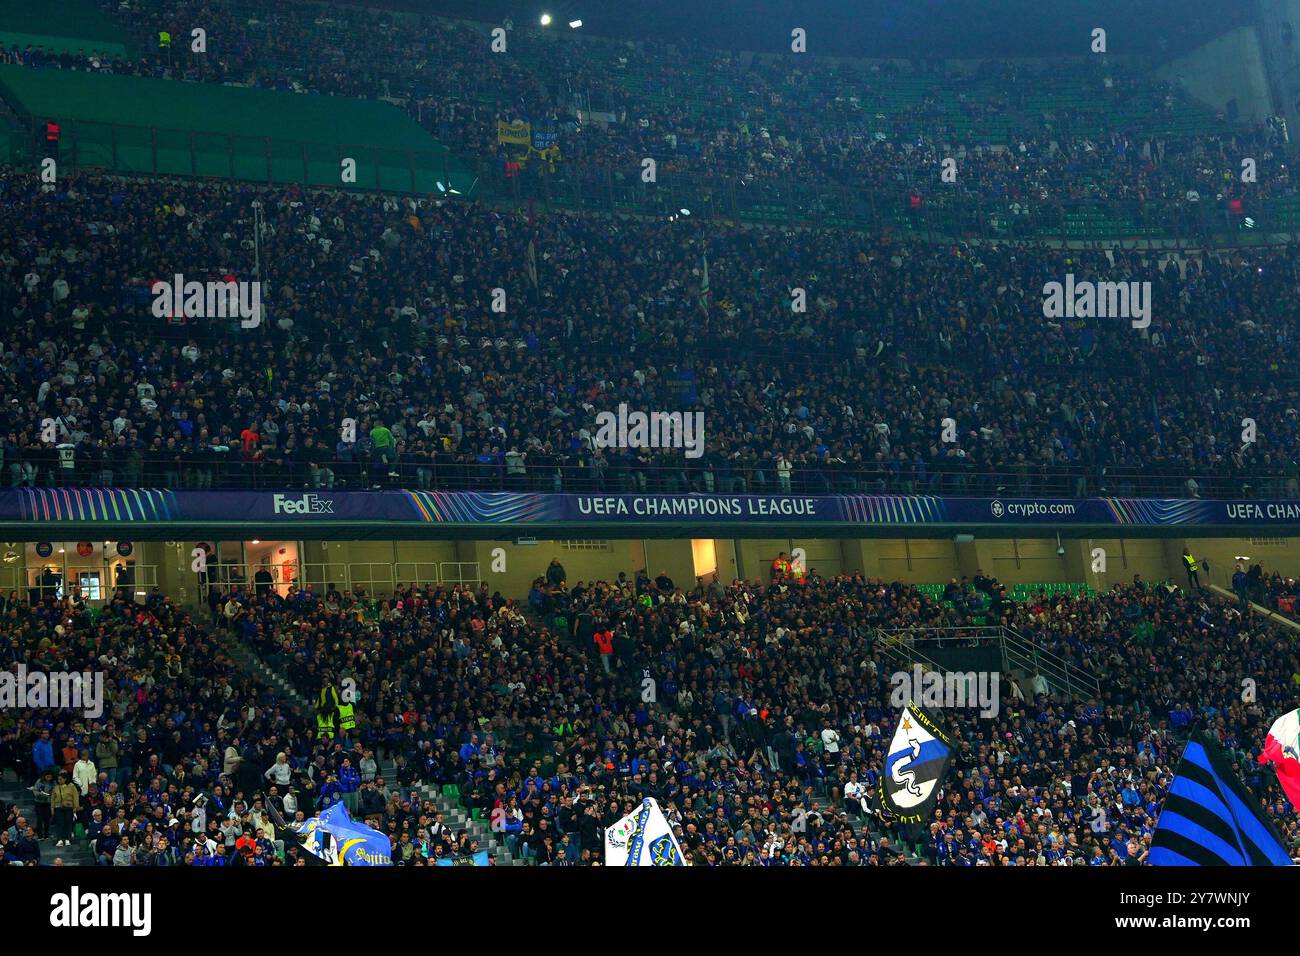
342;0;1249;58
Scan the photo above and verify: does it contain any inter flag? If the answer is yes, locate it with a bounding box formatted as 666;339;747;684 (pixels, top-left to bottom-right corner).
1258;709;1300;807
877;702;954;825
1150;729;1292;866
604;797;686;866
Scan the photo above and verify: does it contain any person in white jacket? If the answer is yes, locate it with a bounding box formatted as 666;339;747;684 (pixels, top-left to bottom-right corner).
820;726;841;767
776;454;792;492
844;774;871;816
359;751;378;784
72;750;97;796
223;742;242;777
264;752;292;787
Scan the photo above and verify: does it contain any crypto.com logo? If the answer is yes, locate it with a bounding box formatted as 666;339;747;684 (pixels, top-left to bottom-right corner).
989;500;1076;518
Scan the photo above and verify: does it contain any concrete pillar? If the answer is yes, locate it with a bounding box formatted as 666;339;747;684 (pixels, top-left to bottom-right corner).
642;539;698;594
839;539;881;579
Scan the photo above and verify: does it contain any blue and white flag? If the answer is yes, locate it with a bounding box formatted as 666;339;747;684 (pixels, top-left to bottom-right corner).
604;797;685;866
877;702;954;825
292;802;392;866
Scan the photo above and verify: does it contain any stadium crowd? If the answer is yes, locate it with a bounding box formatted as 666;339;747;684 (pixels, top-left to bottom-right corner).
201;561;1300;865
0;588;323;865
0;2;1290;505
0;0;1298;870
2;163;1300;499
1234;561;1300;617
0;1;1289;217
3;550;1297;866
0;585;487;866
0;0;1289;884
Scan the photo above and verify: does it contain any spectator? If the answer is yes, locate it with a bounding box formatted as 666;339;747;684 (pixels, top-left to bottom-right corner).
49;772;79;848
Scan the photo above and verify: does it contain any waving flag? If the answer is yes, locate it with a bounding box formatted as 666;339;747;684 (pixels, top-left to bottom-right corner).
1151;729;1291;866
876;702;954;825
291;802;392;866
1259;708;1300;807
604;797;686;866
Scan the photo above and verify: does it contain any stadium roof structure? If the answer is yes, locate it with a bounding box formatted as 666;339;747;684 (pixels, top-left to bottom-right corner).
366;0;1242;59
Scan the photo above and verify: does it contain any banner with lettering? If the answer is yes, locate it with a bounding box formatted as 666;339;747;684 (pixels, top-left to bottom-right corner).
436;850;490;866
4;489;1300;531
496;120;531;147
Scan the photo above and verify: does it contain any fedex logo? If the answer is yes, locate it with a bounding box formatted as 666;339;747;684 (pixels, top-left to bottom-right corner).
272;494;336;515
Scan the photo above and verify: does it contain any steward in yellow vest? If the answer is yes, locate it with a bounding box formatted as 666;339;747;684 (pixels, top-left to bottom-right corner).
337;701;356;732
317;684;341;739
1182;549;1201;590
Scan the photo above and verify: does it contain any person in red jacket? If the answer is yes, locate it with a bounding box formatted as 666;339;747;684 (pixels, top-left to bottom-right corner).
594;629;614;674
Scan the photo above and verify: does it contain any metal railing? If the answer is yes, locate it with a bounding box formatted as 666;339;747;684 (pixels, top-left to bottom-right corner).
490;162;1300;246
875;624;1100;702
343;562;396;594
873;626;950;674
393;562;443;587
998;626;1100;702
202;559;478;598
7;455;1297;500
438;562;482;586
10;563;158;603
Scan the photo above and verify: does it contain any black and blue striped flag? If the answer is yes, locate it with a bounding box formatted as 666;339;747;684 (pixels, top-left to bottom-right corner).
1150;729;1292;866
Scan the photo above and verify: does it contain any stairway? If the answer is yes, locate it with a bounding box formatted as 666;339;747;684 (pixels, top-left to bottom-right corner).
0;771;97;866
214;630;525;865
379;757;526;866
1208;584;1300;635
875;624;1100;702
999;626;1100;701
874;626;950;675
213;632;315;719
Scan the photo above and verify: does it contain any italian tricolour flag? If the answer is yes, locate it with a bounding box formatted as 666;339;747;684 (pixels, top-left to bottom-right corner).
1259;709;1300;806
